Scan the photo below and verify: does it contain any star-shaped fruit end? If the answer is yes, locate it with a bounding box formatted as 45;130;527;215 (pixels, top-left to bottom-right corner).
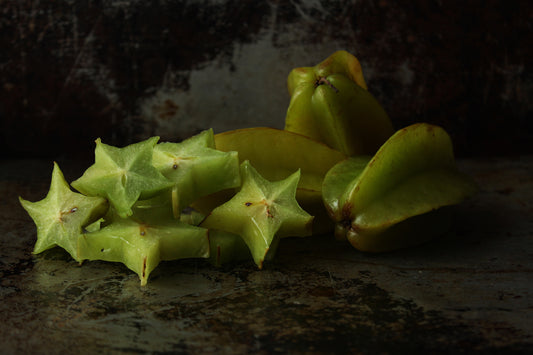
78;214;210;286
71;136;173;218
200;160;313;268
19;162;108;262
152;129;240;218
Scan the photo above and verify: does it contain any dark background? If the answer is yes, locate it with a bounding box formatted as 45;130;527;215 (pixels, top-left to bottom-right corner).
1;0;531;160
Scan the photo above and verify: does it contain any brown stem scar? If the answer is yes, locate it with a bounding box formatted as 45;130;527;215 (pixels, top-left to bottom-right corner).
315;77;339;93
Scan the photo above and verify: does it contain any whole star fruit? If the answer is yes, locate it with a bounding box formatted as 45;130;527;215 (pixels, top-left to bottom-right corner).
200;160;313;269
71;136;174;218
284;50;394;156
78;202;210;286
322;123;479;252
152;129;240;219
19;162;108;262
201;127;346;234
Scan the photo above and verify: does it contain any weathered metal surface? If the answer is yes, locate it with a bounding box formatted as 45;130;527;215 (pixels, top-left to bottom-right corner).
1;1;532;159
1;157;532;353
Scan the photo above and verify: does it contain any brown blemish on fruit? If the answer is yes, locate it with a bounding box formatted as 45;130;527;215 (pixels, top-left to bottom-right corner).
58;206;78;222
139;224;147;236
245;202;252;206
315;76;339;93
142;256;147;278
172;163;178;169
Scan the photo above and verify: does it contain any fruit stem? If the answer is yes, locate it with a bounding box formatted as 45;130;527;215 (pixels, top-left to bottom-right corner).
315;77;339;93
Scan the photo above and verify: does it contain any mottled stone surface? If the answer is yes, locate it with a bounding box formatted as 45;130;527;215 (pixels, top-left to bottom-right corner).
1;1;531;159
1;156;532;353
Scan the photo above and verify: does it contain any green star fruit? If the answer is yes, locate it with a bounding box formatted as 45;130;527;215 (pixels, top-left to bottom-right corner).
19;162;108;262
78;202;210;286
71;136;174;218
284;50;394;156
152;129;240;218
322;123;479;252
200;161;313;268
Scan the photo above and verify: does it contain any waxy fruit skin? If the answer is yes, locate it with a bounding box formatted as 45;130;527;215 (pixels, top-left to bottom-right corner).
323;123;479;252
284;50;394;156
311;74;394;156
285;50;368;142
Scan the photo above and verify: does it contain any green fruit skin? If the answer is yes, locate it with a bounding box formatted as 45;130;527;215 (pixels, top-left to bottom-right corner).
322;123;479;251
312;74;394;156
344;123;475;220
152;129;241;217
321;156;371;225
285;84;323;141
78;218;209;286
287;50;368;96
285;50;396;156
346;207;454;253
285;50;369;142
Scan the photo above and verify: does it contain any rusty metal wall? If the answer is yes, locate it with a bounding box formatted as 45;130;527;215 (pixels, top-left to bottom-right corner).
1;0;531;159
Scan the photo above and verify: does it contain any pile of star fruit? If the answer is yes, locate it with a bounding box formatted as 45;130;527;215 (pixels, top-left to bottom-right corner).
20;51;478;285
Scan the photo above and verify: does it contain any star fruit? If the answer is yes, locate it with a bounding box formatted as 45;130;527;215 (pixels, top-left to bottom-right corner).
71;136;174;218
284;50;394;156
322;123;479;252
78;204;210;286
19;162;108;262
200;160;313;268
151;128;240;218
203;127;346;234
